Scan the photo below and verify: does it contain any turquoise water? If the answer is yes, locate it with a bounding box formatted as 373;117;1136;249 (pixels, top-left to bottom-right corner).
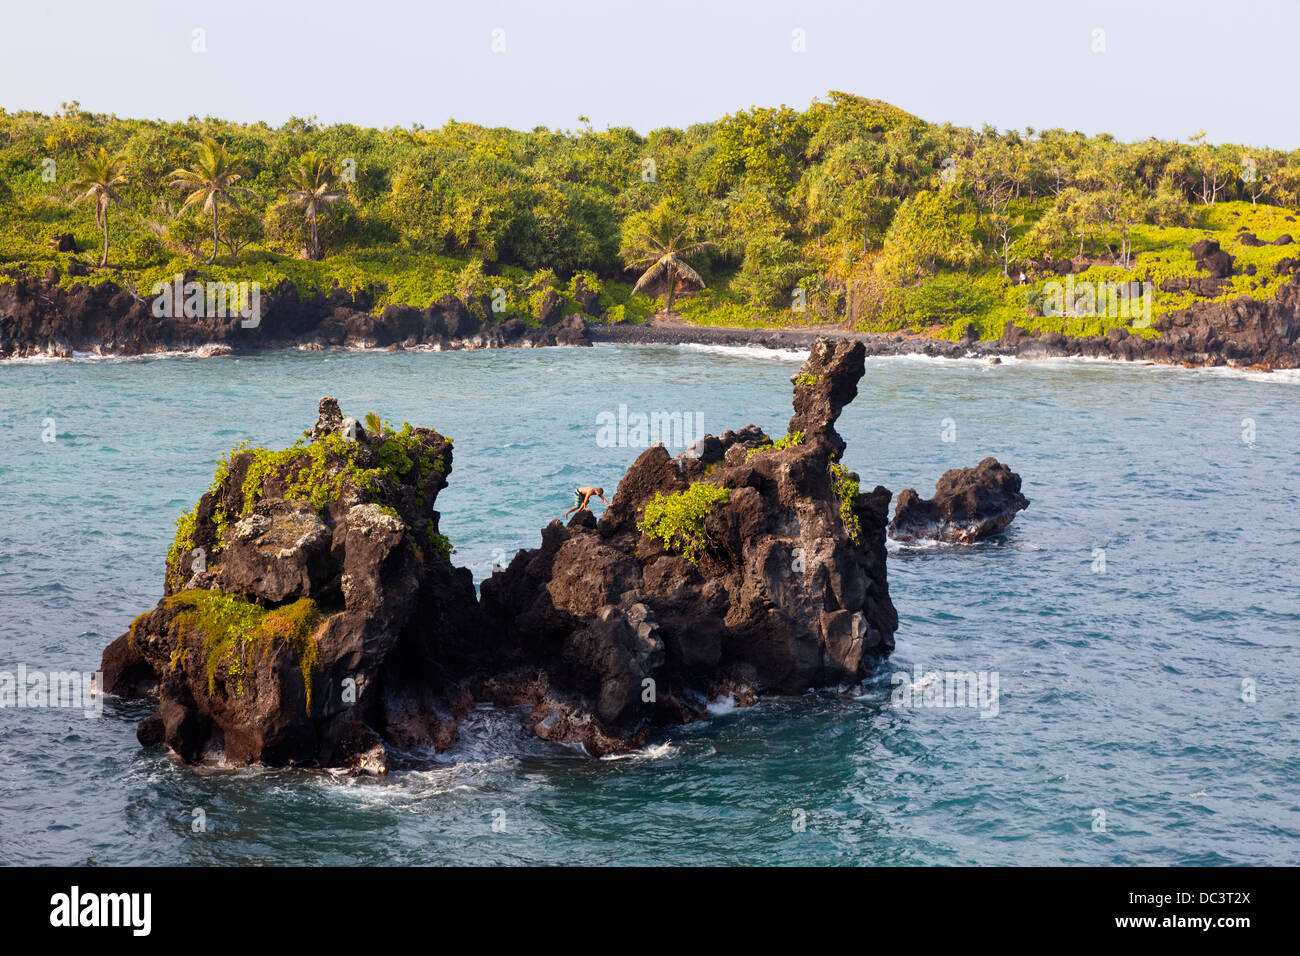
1;344;1298;865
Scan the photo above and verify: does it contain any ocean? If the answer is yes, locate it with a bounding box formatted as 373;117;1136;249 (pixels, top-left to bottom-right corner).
1;344;1297;865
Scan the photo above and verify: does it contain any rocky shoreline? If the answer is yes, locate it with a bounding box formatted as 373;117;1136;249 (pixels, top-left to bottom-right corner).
0;271;593;359
591;273;1300;371
4;267;1299;369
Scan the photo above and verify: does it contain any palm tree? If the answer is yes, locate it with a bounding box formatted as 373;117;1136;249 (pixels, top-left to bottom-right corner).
68;148;126;267
168;139;257;264
285;153;341;260
620;213;713;313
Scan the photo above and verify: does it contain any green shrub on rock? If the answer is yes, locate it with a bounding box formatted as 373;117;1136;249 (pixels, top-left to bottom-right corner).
745;430;805;460
637;482;732;566
829;460;862;544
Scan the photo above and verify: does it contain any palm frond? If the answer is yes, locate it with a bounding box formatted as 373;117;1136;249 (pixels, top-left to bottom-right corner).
167;169;204;187
678;240;717;258
631;260;667;294
670;257;706;288
177;187;209;213
619;250;662;270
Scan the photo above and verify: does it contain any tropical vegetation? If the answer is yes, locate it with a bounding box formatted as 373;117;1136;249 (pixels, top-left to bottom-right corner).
1;95;1297;339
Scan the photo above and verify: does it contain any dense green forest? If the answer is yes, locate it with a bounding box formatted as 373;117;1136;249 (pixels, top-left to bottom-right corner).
2;92;1298;339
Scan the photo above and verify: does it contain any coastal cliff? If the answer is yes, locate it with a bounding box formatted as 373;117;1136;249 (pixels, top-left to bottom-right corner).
0;272;591;358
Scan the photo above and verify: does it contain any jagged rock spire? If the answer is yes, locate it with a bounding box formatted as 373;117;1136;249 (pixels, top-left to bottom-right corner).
788;338;866;459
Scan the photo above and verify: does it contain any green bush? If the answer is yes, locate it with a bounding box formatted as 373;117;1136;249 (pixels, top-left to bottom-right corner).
746;430;805;459
904;273;1001;325
638;482;732;566
829;461;861;544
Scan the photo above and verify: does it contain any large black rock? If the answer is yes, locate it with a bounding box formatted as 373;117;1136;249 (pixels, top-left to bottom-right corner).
890;457;1029;543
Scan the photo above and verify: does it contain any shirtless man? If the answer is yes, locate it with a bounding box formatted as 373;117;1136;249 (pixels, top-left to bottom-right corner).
565;486;609;518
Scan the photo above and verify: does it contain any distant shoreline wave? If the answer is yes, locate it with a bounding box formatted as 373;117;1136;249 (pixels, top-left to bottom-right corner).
4;335;1298;383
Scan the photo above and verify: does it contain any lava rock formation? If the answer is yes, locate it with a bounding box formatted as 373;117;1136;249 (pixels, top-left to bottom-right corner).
103;338;900;769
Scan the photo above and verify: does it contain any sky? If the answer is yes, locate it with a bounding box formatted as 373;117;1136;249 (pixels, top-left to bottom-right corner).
1;0;1296;148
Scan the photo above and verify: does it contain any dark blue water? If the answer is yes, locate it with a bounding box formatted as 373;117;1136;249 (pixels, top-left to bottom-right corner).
1;345;1297;865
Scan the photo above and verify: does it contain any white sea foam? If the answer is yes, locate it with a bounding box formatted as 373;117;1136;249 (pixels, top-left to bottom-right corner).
885;537;948;552
313;755;525;804
958;352;1300;384
633;341;1300;383
706;694;738;715
9;337;1300;383
3;344;236;365
669;342;810;362
865;351;996;368
600;742;680;762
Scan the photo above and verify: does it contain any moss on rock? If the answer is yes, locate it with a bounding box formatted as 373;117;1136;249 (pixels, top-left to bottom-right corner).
165;590;322;709
745;429;805;460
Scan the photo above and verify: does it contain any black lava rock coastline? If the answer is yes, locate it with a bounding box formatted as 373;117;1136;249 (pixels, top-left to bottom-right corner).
0;272;592;359
5;270;1299;369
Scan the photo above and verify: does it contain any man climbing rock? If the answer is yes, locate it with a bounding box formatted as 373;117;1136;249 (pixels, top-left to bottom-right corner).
565;486;609;518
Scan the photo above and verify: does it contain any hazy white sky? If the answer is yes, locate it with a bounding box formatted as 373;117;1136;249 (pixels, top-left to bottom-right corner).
2;0;1295;147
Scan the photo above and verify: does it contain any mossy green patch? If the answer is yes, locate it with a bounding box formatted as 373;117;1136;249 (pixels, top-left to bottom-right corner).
126;610;149;650
165;508;198;593
745;430;805;460
426;528;454;560
238;423;443;517
165;590;322;709
239;437;367;515
163;442;249;589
